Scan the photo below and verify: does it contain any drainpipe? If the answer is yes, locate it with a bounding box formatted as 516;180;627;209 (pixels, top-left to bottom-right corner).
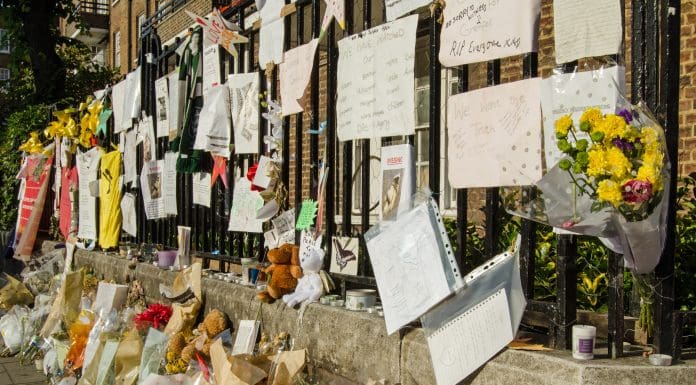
127;0;133;71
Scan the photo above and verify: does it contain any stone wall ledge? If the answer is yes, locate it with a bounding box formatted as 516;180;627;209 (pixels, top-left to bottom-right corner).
41;241;696;385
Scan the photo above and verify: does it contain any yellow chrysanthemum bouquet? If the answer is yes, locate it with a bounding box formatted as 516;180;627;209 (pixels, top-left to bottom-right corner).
554;106;666;222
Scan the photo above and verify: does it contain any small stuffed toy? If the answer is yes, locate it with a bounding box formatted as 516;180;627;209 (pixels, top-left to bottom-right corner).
167;309;229;373
283;233;325;308
257;243;302;303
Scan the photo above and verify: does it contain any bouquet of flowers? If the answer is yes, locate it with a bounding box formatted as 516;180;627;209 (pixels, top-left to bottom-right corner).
133;303;173;331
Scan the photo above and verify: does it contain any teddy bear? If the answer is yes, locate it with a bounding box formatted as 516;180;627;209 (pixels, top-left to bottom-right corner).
256;243;302;303
283;233;325;308
166;309;228;373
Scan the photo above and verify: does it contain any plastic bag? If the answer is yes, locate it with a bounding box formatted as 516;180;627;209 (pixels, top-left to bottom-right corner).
0;305;30;355
138;328;170;384
80;309;121;385
64;309;96;373
114;329;144;385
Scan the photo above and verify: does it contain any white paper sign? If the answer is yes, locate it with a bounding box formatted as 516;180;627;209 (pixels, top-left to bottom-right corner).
427;289;513;385
203;45;222;99
92;282;129;315
193;172;212;208
163;152;178;216
259;0;285;67
447;78;542;188
439;0;540;67
321;0;345;33
120;193;137;237
155;76;170;138
229;73;260;154
112;79;127;133
76;148;102;240
330;236;359;275
553;0;622;64
231;320;260;356
280;38;319;116
141;116;157;163
385;0;429;22
194;84;231;157
168;70;186;140
140;160;166;220
123;67;142;129
252;155;273;189
541;66;625;167
337;15;418;141
123;129;137;185
228;178;264;233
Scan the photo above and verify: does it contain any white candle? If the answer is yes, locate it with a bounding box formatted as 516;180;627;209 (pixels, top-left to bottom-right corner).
572;325;597;360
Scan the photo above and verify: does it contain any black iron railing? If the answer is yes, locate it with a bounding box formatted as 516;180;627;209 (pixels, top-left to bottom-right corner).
76;0;109;16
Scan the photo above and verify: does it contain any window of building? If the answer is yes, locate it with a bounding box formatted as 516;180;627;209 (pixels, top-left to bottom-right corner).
0;68;10;81
91;45;105;66
113;31;121;68
0;29;10;54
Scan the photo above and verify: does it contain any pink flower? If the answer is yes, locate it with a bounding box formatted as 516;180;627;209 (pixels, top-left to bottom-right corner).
562;219;577;229
622;179;652;203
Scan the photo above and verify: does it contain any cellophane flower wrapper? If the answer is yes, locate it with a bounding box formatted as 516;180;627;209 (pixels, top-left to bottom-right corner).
0;305;30;355
138;327;170;385
64;309;96;373
504;97;670;274
80;309;121;385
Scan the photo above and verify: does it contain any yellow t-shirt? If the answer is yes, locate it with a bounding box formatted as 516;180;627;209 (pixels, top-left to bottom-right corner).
99;150;122;248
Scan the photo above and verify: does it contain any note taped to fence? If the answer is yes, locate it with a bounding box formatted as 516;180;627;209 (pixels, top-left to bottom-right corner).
541;66;625;167
112;79;126;133
192;172;212;208
229;73;260;154
280;38;319;116
163;152;178;216
228;178;264;233
553;0;622;64
447;78;542;188
155;76;170;138
385;0;429;22
259;0;285;67
439;0;540;67
202;45;222;99
140;160;166;220
337;15;418;141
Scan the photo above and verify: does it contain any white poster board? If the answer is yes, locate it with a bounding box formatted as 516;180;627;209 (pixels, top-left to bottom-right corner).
385;0;429;22
155;76;170;138
228;178;264;233
337;15;418;141
259;0;285;67
447;78;542;188
192;172;212;208
140;160;166;220
229;73;260;154
439;0;541;67
280;38;319;116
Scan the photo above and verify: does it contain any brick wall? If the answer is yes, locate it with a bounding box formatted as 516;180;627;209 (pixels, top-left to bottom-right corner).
679;0;696;175
156;0;213;44
109;0;157;76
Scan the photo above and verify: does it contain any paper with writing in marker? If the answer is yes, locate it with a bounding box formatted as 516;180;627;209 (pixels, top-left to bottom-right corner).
541;66;625;167
385;0;430;22
280;39;319;116
337;15;418;141
192;172;212;208
259;0;285;67
123;129;137;185
155;76;170;138
320;0;345;34
553;0;622;64
439;0;540;67
168;70;185;141
229;73;260;154
76;148;103;240
163;152;178;216
202;45;222;99
447;78;542;188
194;84;231;158
140;160;166;220
228;178;264;233
427;289;512;385
121;193;137;237
123;67;142;129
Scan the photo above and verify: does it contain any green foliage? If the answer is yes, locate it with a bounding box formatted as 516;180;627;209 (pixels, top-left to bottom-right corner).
675;172;696;311
59;45;119;106
0;104;50;231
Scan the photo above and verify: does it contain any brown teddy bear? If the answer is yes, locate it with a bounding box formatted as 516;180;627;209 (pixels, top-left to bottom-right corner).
256;243;302;303
166;309;229;373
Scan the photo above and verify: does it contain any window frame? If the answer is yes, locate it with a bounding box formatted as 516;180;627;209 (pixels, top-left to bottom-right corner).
0;29;10;54
0;68;10;81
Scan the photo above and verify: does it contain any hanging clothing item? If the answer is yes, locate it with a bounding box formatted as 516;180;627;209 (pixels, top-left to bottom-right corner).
59;166;78;239
174;27;206;173
76;147;103;240
99;150;122;249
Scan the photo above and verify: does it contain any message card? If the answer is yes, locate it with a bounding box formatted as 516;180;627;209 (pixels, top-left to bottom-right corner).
554;0;622;64
439;0;540;67
228;178;264;233
229;73;260;154
337;15;418;141
447;78;542;188
280;39;319;116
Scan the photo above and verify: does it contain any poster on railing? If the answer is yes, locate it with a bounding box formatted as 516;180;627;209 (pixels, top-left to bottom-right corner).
541;65;625;167
228;178;264;233
280;38;319;116
229;73;260;154
155;75;170;138
553;0;622;64
122;67;142;130
194;84;231;158
439;0;541;67
140;160;166;220
385;0;429;22
192;172;212;208
123;128;137;185
202;45;222;100
259;0;285;67
77;147;103;240
112;79;126;133
320;0;345;34
120;193;137;237
163;152;178;216
141;115;157;163
337;15;418;141
447;77;542;188
168;70;185;141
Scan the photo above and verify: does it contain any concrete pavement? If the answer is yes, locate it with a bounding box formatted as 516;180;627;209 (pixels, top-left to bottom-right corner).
0;354;47;385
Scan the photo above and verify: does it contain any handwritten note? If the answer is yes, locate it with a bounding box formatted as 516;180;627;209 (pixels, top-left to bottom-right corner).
155;76;170;138
192;172;212;207
366;200;458;335
168;70;185;140
187;8;248;57
337;15;418;141
76;148;102;240
385;0;429;22
123;128;137;185
541;66;625;167
120;193;137;237
554;0;622;64
202;45;222;99
163;152;178;216
439;0;540;67
194;84;231;158
140;160;166;220
427;289;512;385
259;0;285;67
229;73;260;154
320;0;345;34
123;67;142;128
296;200;318;230
228;178;264;233
280;39;319;116
447;78;542;188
